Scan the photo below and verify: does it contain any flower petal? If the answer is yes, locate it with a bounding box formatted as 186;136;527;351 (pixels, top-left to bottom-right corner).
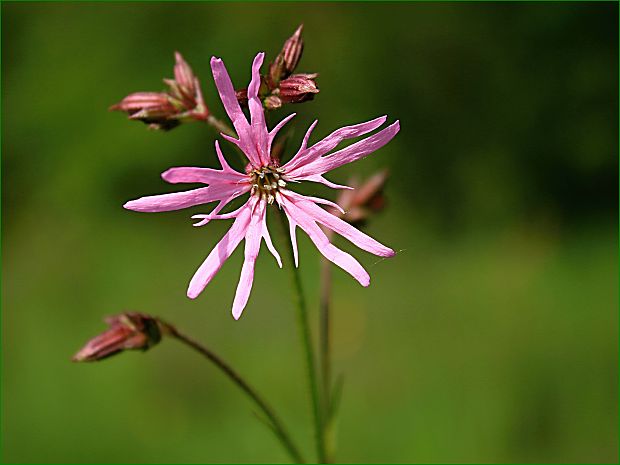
191;201;248;225
294;174;353;190
291;193;345;214
187;198;255;299
261;211;282;268
285;191;394;257
289;221;300;267
124;183;249;213
280;195;370;286
248;53;270;166
210;56;261;167
292;121;400;178
215;140;243;174
231;200;265;319
191;195;241;227
162;167;244;184
210;57;249;132
283;116;388;173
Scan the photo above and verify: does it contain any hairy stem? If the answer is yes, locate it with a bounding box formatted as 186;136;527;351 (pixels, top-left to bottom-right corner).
277;211;327;463
160;321;305;463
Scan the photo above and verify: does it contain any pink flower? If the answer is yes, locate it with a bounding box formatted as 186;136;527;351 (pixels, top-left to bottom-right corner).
124;52;399;319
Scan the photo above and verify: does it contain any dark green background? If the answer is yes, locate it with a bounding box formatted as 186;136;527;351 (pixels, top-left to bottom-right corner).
2;2;618;463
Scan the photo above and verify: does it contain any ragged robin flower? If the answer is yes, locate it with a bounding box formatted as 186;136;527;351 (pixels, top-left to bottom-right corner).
124;52;399;319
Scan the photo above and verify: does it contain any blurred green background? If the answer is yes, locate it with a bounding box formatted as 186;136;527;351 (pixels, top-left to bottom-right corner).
2;2;618;463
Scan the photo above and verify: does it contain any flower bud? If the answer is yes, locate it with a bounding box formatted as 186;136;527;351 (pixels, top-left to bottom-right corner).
336;170;389;226
72;312;162;362
173;51;197;98
111;52;208;130
110;92;174;114
234;25;318;110
110;92;181;130
269;24;304;86
235;88;249;106
275;73;319;104
264;95;282;110
282;25;304;77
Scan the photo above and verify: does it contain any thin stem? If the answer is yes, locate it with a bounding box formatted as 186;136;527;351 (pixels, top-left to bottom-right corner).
161;322;305;464
319;257;332;412
277;211;326;463
206;114;235;137
319;255;333;463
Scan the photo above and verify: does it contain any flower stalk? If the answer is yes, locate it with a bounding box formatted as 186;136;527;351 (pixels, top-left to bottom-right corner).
278;210;327;463
161;322;306;464
73;313;305;464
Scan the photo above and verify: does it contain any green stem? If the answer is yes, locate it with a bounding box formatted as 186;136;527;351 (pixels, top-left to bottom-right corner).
319;256;333;461
320;257;332;410
206;114;235;137
161;322;305;464
278;211;326;463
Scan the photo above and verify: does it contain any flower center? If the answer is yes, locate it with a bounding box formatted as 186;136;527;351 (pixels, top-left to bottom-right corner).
249;166;287;204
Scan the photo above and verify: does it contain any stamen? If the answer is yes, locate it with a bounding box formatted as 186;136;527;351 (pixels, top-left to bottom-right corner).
249;165;288;204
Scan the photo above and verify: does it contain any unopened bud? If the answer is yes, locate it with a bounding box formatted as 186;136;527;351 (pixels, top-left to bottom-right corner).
173;51;197;98
111;52;208;130
72;312;162;362
268;55;286;90
110;92;174;113
235;88;249;106
276;74;319;104
269;24;304;87
336;170;389;226
110;92;181;130
264;95;283;110
282;25;304;76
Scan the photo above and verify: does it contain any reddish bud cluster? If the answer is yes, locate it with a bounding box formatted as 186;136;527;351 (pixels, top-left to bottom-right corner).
236;25;319;111
110;52;208;130
72;312;162;362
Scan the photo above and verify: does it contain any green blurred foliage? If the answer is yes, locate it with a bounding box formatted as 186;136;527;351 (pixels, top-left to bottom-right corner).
2;2;617;463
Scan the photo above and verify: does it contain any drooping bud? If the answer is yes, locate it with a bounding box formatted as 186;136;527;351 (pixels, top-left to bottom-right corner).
111;52;208;130
335;170;390;226
275;73;319;104
110;92;181;130
72;312;162;362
